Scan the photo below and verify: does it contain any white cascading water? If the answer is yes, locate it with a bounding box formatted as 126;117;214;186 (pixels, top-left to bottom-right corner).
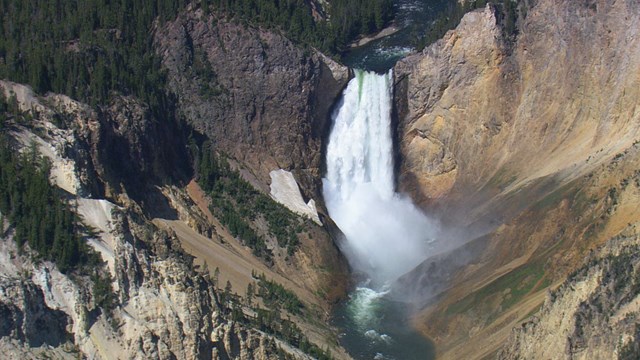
323;70;436;285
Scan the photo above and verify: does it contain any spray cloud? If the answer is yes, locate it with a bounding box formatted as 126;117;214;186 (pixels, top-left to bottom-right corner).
323;70;438;284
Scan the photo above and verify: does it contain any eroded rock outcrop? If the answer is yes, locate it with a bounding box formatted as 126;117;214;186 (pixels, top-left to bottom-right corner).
0;276;71;349
0;80;347;359
153;7;350;309
1;80;188;203
90;95;190;201
393;1;640;358
499;226;640;360
395;0;640;223
0;209;311;360
155;6;349;199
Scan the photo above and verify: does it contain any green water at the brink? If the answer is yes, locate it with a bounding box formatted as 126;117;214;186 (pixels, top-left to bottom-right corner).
341;0;450;72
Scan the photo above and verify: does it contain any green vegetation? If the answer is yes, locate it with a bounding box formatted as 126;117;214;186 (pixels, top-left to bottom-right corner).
92;270;116;316
195;141;305;261
0;93;35;128
217;270;330;359
254;271;304;315
0;0;189;108
446;261;546;317
255;194;303;256
0;133;114;315
248;272;333;358
0;139;83;273
192;49;227;100
252;307;332;359
0;97;117;317
0;0;394;110
415;0;524;51
204;0;394;55
326;0;394;48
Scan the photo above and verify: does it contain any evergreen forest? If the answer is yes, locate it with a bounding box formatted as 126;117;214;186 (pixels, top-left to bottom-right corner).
0;0;393;112
194;141;307;261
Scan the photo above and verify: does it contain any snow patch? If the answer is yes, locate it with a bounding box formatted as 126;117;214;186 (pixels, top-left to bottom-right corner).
269;169;321;225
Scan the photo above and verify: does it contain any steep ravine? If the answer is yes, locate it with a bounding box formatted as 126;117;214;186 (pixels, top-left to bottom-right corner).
154;5;351;307
392;1;640;358
0;3;353;353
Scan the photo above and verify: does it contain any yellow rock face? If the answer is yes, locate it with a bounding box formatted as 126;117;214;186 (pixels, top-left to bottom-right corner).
393;1;640;358
396;1;640;218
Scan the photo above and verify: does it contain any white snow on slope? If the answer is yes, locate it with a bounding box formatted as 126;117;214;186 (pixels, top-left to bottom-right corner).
269;169;321;225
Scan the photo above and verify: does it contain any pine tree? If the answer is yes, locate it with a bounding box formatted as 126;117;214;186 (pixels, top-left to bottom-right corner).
246;282;254;306
213;266;220;287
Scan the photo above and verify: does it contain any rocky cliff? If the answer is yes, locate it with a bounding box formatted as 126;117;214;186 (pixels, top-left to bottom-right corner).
395;0;640;224
155;6;349;200
499;225;640;360
1;205;315;360
0;61;349;358
155;6;349;305
393;0;640;358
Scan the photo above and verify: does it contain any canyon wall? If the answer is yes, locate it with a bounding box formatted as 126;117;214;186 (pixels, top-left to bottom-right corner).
0;28;350;355
396;0;640;225
156;6;349;200
0;3;349;359
155;7;350;304
394;1;640;358
499;225;640;360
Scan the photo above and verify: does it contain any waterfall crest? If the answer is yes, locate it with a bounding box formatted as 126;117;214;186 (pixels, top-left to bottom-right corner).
323;70;436;283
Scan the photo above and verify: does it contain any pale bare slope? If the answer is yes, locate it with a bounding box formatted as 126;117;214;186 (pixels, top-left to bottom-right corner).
153;180;350;359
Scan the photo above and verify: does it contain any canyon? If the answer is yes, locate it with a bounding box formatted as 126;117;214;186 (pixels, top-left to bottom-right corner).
1;0;640;359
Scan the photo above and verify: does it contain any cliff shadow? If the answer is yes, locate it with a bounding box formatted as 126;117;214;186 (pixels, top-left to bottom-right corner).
318;68;354;210
392;72;410;192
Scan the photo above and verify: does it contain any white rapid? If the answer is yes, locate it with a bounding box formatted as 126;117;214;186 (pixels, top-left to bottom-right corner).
323;70;436;284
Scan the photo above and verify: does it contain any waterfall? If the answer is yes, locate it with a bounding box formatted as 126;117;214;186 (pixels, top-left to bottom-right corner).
323;70;436;284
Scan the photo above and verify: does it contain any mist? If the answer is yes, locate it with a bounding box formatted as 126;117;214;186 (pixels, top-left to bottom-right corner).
323;70;439;285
